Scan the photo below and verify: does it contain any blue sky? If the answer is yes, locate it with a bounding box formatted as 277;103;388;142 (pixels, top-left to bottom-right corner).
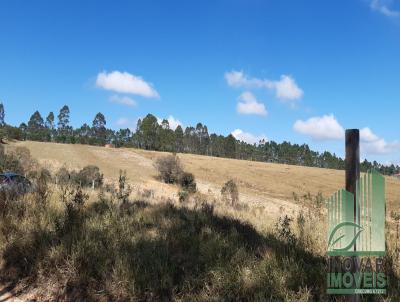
1;0;400;164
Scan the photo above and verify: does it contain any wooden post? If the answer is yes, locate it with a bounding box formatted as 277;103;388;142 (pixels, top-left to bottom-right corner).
345;129;360;223
345;129;360;302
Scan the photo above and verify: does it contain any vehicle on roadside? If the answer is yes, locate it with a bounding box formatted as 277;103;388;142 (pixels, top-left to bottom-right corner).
0;172;33;195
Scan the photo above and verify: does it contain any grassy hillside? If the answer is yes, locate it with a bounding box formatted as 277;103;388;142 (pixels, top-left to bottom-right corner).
1;141;400;301
7;140;400;215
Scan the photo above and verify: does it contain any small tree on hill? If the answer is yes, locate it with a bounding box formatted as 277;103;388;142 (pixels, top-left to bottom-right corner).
155;155;183;184
221;179;239;206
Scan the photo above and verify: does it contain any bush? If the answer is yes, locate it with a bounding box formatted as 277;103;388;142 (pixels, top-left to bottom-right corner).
275;215;296;248
74;165;103;188
13;147;38;174
178;190;189;203
155;155;183;184
55;167;72;186
0;128;5;143
221;179;239;206
55;165;103;189
0;146;20;174
179;172;196;193
114;170;131;203
34;169;52;207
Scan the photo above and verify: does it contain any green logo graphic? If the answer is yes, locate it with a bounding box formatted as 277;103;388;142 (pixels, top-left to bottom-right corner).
326;169;386;295
327;169;385;256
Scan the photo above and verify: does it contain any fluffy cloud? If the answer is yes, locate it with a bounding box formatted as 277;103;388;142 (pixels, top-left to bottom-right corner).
231;129;267;145
371;0;400;17
236;92;267;116
109;95;136;107
225;70;303;101
294;114;400;155
96;71;159;98
293;114;345;141
157;115;182;130
267;75;304;101
225;70;264;88
360;127;400;155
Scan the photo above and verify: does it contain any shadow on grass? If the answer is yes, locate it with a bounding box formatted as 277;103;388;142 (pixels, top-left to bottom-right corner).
1;200;398;301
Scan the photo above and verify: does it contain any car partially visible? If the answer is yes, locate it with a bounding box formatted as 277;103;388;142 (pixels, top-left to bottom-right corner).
0;172;33;195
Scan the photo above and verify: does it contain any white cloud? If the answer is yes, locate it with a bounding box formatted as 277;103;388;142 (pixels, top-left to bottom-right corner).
293;114;345;141
360;127;379;143
109;95;136;107
293;115;400;155
157;115;182;130
166;115;182;130
225;70;264;88
266;75;304;102
225;70;303;101
96;71;159;98
360;127;400;155
236;92;268;116
231;129;268;145
371;0;400;17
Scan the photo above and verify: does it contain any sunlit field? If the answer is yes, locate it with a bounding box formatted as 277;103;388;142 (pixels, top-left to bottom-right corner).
1;141;399;301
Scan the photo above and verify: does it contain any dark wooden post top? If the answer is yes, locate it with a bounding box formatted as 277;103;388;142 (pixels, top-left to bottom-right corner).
345;129;360;302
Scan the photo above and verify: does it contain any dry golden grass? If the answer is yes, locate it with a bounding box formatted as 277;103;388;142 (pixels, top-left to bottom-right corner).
2;141;400;300
6;140;400;220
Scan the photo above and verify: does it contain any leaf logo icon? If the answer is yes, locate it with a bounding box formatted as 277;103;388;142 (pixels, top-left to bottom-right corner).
328;222;363;252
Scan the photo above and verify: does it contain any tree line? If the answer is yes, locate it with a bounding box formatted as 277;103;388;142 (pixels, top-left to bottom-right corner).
0;102;399;175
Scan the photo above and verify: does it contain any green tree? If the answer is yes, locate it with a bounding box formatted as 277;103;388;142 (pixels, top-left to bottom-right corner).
45;112;55;129
27;111;45;141
175;125;184;153
159;119;175;152
0;102;5;126
57;105;70;129
138;114;159;150
92;112;107;145
57;105;72;143
224;134;236;158
44;112;55;141
76;123;91;144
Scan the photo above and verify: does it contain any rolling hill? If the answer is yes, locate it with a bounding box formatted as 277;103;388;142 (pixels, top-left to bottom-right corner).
6;140;400;219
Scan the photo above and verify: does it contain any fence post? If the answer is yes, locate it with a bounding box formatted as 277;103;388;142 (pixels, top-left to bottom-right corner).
345;129;360;302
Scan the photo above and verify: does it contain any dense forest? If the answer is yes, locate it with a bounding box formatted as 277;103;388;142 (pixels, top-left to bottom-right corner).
0;103;399;175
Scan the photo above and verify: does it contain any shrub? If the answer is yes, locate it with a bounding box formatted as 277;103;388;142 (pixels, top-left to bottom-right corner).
0;145;24;174
179;172;196;193
221;179;239;206
74;165;103;188
55;165;104;189
155;155;183;184
140;189;154;199
0;128;5;143
275;215;296;248
4;125;24;141
34;169;52;207
13;147;38;174
314;191;324;208
178;190;189;203
200;201;214;216
114;170;131;203
55;167;72;186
